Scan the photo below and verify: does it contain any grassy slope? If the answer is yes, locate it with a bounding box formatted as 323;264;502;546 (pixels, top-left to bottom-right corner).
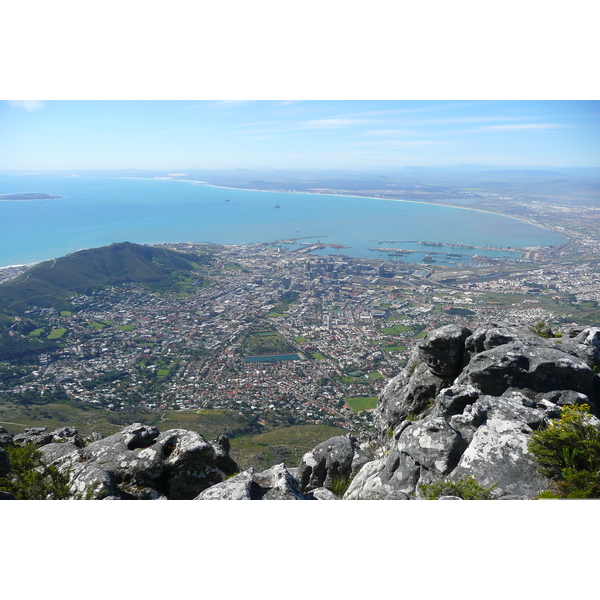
0;242;210;314
228;423;350;471
0;401;349;472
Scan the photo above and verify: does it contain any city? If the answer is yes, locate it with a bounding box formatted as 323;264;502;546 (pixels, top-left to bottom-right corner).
1;190;598;441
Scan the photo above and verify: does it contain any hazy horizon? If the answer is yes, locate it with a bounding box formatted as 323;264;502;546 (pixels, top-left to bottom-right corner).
2;100;599;172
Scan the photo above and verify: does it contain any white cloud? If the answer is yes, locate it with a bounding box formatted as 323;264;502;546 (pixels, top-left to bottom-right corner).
353;140;451;147
480;123;565;131
7;100;44;112
363;129;416;136
299;118;374;129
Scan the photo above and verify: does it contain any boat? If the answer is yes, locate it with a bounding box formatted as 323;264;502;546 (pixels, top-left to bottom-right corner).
275;203;280;208
225;199;230;202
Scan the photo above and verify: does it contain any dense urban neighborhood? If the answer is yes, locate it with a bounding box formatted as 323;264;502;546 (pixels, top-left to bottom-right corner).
1;189;599;444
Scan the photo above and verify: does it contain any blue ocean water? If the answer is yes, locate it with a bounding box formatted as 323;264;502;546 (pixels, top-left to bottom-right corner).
0;174;565;268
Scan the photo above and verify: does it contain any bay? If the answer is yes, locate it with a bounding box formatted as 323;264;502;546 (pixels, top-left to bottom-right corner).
0;174;565;268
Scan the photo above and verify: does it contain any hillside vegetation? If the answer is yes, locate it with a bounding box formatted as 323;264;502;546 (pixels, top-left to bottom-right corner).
0;242;211;314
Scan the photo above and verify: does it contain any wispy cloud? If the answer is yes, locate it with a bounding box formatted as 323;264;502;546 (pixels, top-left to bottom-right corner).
363;129;416;136
479;123;566;131
353;140;451;147
420;115;532;125
299;118;375;129
7;100;44;112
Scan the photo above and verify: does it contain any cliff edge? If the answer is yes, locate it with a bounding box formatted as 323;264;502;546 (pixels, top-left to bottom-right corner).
1;322;598;500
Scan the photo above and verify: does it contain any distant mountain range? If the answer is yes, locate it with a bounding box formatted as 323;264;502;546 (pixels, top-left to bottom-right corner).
0;242;210;314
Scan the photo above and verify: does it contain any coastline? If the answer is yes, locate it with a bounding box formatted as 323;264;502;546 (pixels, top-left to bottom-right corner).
0;174;566;268
171;178;565;239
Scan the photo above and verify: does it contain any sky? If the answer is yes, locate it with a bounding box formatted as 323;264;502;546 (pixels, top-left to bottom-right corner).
1;100;599;172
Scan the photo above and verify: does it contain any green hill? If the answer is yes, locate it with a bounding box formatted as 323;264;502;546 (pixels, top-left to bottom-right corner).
0;242;211;314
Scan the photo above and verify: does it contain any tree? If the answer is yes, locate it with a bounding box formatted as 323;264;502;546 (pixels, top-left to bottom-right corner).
0;443;72;499
528;404;600;498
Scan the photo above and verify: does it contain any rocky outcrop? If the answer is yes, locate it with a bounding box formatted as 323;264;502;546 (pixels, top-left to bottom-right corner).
13;426;54;447
349;323;600;499
196;464;305;500
8;425;84;449
2;322;599;500
29;422;239;499
296;434;373;493
0;426;14;448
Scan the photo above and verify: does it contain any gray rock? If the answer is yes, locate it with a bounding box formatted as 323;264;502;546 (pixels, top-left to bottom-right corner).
39;441;81;466
37;443;116;499
80;424;237;499
195;469;257;500
396;417;468;476
339;323;600;501
210;434;238;476
344;459;393;500
0;426;14;448
384;490;412;500
373;359;445;434
121;423;160;450
68;463;116;500
464;323;535;359
417;324;471;378
296;434;372;493
253;463;305;500
158;429;232;500
449;418;549;498
455;343;594;399
50;427;84;448
304;487;340;500
561;327;600;369
13;426;53;447
431;384;481;419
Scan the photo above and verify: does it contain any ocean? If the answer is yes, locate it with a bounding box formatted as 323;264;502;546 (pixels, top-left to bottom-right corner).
0;174;565;268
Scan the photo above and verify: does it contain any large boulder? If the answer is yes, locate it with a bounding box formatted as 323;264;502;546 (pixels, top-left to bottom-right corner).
344;321;600;500
296;434;373;493
251;463;305;500
455;343;595;401
373;359;446;434
395;417;468;476
195;465;319;500
304;487;340;500
449;417;549;498
195;469;258;500
417;324;471;378
13;427;53;447
79;423;238;499
0;426;14;448
50;427;84;448
39;441;116;499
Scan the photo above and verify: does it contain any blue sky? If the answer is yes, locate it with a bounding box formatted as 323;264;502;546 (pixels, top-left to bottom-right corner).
2;100;599;171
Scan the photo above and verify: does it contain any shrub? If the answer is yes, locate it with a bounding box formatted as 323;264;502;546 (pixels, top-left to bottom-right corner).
530;322;560;339
0;443;72;500
528;404;600;498
330;473;353;499
420;476;497;500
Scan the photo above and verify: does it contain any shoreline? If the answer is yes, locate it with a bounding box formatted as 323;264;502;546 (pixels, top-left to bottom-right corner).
0;174;566;268
172;178;565;238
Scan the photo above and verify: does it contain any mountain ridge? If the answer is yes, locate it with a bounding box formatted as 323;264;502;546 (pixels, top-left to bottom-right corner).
0;241;210;314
